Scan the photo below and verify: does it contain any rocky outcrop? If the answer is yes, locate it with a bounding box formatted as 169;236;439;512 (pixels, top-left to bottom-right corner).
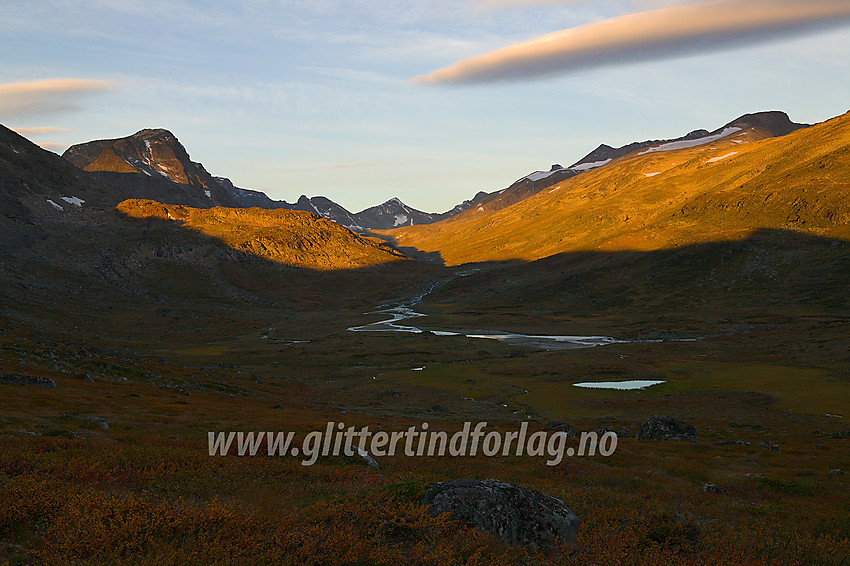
0;373;57;389
422;478;579;551
636;415;697;442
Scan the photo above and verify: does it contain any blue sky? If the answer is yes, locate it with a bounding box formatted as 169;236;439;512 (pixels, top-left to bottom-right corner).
2;0;849;212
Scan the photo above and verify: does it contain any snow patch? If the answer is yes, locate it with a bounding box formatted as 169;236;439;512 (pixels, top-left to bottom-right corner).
707;151;738;163
638;127;742;155
524;170;558;182
47;199;64;211
569;158;611;172
60;196;85;207
393;214;408;227
477;206;484;212
643;172;661;177
204;190;211;198
121;156;151;176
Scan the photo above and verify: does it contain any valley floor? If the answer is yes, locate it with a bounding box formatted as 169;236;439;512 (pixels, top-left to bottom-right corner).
2;277;849;565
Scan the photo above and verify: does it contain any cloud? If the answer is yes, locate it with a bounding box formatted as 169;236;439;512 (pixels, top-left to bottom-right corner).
414;0;850;84
0;78;115;117
10;127;70;136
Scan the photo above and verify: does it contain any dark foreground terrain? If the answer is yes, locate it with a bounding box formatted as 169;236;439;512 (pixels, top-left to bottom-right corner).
1;121;849;565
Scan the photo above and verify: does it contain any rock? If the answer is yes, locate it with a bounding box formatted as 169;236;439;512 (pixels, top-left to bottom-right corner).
702;484;727;494
712;440;751;446
0;373;57;389
759;441;780;452
356;447;380;470
830;431;850;439
544;421;579;437
636;415;697;442
83;416;109;430
421;478;579;551
829;469;845;476
617;427;630;438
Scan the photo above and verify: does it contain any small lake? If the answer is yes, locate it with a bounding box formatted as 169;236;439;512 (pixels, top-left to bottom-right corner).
572;380;666;390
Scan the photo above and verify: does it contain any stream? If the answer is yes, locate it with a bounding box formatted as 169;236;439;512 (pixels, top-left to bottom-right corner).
346;280;625;351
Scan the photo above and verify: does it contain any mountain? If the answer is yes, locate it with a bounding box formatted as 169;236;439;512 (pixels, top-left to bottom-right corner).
62;129;241;208
62;128;482;231
216;176;474;231
379;110;848;266
0;125;114;224
0;124;425;324
458;111;809;218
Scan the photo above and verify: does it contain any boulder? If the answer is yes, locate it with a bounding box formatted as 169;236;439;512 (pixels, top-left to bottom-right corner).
544;421;579;437
0;373;57;389
422;478;579;551
83;416;109;430
636;415;697;442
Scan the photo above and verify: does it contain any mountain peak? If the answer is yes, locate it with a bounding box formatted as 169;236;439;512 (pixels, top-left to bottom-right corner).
61;128;239;208
723;110;809;137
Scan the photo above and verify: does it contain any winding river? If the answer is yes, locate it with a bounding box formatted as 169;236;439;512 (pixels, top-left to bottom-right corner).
347;302;624;351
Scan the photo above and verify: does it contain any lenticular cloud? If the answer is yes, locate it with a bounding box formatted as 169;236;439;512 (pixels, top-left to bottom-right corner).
0;78;115;117
414;0;850;85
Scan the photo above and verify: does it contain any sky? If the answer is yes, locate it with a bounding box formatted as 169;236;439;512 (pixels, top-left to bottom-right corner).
2;0;849;213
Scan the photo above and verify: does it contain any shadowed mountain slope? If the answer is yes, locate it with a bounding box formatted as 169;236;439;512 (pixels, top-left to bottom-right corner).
0;125;115;223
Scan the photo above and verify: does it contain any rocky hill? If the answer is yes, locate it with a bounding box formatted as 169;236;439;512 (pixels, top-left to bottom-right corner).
116;199;408;270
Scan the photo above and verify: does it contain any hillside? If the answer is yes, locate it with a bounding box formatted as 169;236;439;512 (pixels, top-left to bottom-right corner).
0;125;113;223
116;199;408;270
381;111;849;266
452;111;808;219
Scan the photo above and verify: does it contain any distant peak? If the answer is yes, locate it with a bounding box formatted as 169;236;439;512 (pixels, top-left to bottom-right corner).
134;128;172;137
723;110;809;137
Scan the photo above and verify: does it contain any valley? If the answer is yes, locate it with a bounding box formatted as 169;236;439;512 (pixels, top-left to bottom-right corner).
1;110;848;565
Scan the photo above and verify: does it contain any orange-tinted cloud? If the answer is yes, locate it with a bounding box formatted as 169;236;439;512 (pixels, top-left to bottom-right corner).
415;0;850;84
11;126;69;136
0;78;115;117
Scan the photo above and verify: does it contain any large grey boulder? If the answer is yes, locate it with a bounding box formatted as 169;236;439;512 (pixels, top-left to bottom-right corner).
636;415;697;442
422;478;579;551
